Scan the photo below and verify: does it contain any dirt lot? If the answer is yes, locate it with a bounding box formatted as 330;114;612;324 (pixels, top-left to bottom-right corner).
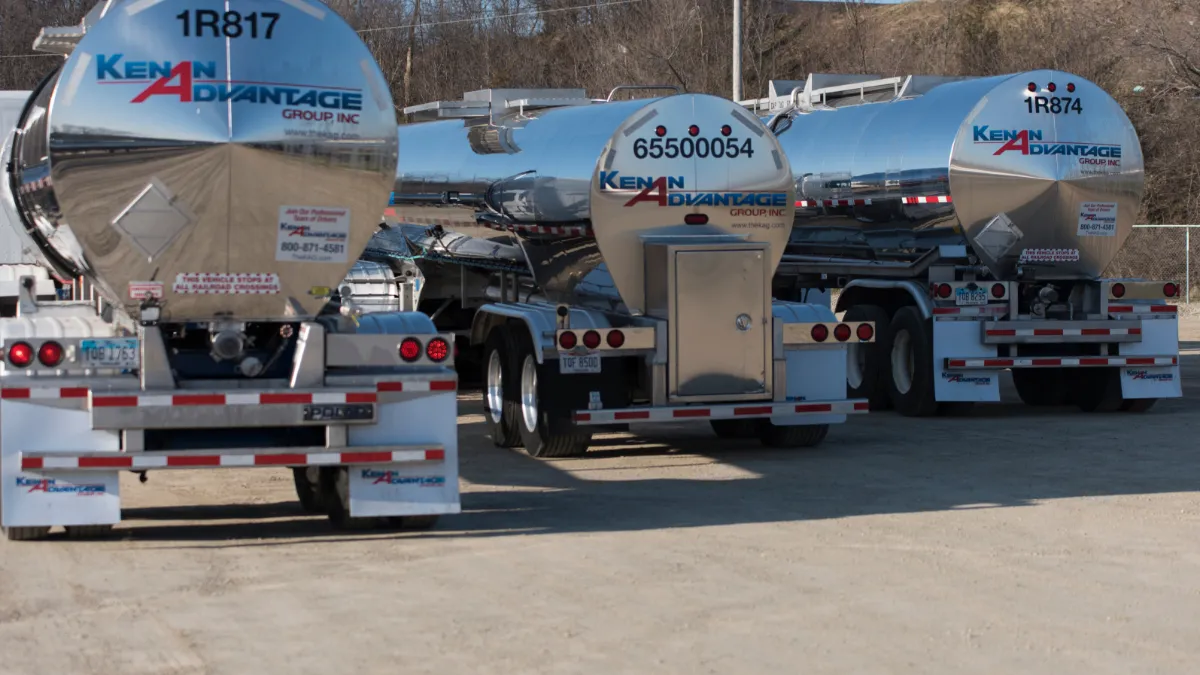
2;323;1200;675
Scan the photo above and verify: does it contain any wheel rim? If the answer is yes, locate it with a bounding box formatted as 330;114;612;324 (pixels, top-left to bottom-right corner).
486;349;504;424
847;342;866;390
891;328;914;395
520;354;539;432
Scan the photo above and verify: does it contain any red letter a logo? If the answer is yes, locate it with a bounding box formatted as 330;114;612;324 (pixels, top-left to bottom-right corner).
624;177;669;207
993;130;1030;156
132;62;194;103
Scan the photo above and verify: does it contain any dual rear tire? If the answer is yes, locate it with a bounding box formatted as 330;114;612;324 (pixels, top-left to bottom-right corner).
710;419;829;448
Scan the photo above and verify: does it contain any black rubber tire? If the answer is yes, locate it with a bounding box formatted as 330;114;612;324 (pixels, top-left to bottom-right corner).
1073;368;1124;413
319;467;383;530
1120;398;1158;413
3;526;50;541
292;467;326;514
938;402;975;416
65;524;114;539
842;304;892;410
757;422;830;449
710;419;759;439
483;326;522;449
512;330;591;458
1011;369;1069;407
884;306;939;417
386;515;440;531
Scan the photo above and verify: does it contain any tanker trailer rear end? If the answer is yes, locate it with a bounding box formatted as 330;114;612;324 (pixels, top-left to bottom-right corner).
740;72;1179;416
0;0;459;541
389;87;875;456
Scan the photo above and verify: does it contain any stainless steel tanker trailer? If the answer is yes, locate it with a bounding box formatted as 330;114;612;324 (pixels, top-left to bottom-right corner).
364;85;876;456
0;0;461;541
738;72;1180;416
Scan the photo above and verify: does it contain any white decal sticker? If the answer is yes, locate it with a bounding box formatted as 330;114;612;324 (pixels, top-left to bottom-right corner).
128;281;163;299
1077;202;1118;237
173;273;281;295
1019;248;1080;263
276;206;350;263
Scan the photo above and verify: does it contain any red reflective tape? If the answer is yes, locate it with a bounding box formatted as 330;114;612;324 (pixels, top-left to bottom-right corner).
1130;328;1142;335
1108;305;1132;312
430;380;457;391
734;406;773;416
172;394;225;406
376;382;404;392
853;402;869;411
341;451;393;464
60;387;88;398
615;411;651;420
795;403;833;413
1126;357;1156;365
79;456;133;468
575;413;592;422
1033;329;1063;336
673;409;710;418
167;455;221;467
1031;358;1061;366
345;393;377;403
92;396;139;407
987;329;1017;336
1151;305;1177;312
21;457;43;470
1080;358;1108;366
947;359;967;367
932;307;958;315
1081;328;1109;335
0;388;30;399
260;393;311;404
984;359;1014;367
425;449;445;461
254;453;307;465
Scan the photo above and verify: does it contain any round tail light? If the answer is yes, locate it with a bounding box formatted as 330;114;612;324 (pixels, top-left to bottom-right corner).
1067;82;1076;93
6;342;33;368
1111;283;1126;298
606;330;625;348
425;337;449;362
937;283;952;299
582;330;601;349
37;341;64;367
991;283;1006;298
687;124;700;137
720;124;732;137
1027;82;1037;92
399;338;422;362
655;125;667;137
558;331;577;350
1164;282;1179;298
1047;82;1057;92
856;323;874;341
811;324;829;342
833;324;852;341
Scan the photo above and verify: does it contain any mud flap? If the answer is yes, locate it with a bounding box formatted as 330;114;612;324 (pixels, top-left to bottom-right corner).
1119;316;1181;400
933;319;1001;402
780;348;847;426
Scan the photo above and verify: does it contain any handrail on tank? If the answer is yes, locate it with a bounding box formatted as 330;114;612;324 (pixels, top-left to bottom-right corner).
605;85;683;102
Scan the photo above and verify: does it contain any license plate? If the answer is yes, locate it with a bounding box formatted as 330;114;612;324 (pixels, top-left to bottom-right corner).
559;353;601;374
79;338;140;369
955;288;988;306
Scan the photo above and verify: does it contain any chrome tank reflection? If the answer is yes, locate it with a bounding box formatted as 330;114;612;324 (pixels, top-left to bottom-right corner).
8;0;397;321
768;70;1143;280
391;92;794;310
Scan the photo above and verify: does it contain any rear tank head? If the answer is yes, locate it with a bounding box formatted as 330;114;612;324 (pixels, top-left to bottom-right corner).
589;94;794;314
19;0;397;321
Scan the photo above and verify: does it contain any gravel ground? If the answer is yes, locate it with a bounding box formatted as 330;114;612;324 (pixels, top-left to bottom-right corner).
2;321;1199;675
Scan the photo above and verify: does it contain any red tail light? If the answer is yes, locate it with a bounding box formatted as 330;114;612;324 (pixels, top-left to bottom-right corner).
6;342;33;368
991;283;1006;298
399;338;422;362
1067;82;1076;93
655;125;667;137
833;324;852;341
1047;82;1057;92
37;341;64;367
1111;283;1126;298
687;125;700;137
1027;82;1037;92
1164;282;1179;298
856;323;874;341
582;330;601;349
684;214;709;225
936;283;952;299
425;337;449;362
558;331;577;350
811;324;828;342
606;330;625;348
720;124;732;137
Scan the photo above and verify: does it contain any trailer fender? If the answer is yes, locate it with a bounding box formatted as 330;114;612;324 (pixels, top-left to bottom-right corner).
835;279;933;319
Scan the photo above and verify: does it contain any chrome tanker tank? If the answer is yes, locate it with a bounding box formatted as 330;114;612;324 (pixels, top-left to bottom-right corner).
387;87;794;313
745;71;1144;281
7;0;397;322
